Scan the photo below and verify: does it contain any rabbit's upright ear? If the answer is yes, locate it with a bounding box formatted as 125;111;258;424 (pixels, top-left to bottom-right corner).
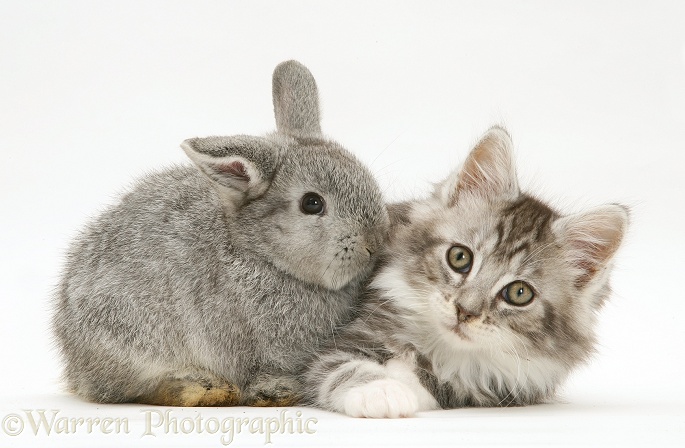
182;135;279;210
272;60;322;137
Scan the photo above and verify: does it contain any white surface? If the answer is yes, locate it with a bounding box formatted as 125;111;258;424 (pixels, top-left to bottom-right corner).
1;1;684;447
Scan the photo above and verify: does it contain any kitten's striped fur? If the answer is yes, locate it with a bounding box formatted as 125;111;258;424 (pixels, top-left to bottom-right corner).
305;127;628;417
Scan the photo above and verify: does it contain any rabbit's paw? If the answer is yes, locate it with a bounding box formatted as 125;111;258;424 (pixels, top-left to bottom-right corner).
343;378;418;418
137;376;241;407
244;374;300;407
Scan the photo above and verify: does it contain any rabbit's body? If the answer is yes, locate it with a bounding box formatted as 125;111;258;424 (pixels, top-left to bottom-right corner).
53;62;388;405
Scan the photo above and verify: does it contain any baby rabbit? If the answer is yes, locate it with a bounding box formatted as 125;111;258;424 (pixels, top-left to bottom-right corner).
52;60;389;406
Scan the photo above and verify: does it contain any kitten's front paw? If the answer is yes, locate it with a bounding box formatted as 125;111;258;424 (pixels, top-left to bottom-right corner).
343;379;418;418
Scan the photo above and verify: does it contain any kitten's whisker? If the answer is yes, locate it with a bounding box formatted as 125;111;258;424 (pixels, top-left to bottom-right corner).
369;133;404;169
507;331;535;405
495;332;523;406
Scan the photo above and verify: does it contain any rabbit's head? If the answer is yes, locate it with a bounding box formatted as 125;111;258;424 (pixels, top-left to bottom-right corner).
182;61;388;290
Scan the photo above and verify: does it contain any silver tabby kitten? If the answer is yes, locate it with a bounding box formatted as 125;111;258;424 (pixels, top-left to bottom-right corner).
305;127;628;417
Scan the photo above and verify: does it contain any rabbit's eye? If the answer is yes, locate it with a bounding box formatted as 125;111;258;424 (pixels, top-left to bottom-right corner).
300;193;325;215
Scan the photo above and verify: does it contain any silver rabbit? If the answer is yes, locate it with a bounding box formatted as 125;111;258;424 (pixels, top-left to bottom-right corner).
52;60;389;406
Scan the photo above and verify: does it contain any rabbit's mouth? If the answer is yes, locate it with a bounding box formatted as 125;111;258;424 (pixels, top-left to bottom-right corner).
307;245;376;291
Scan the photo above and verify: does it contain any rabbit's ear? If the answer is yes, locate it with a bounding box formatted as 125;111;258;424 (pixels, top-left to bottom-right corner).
272;60;322;137
182;135;279;208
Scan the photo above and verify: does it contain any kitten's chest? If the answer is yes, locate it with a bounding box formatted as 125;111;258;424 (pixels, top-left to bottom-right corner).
412;350;555;408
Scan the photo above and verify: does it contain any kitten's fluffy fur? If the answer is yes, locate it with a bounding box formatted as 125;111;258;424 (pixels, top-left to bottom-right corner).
305;127;628;417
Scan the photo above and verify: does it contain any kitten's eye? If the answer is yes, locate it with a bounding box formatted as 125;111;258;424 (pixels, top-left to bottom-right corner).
300;193;325;215
502;281;535;306
447;245;473;273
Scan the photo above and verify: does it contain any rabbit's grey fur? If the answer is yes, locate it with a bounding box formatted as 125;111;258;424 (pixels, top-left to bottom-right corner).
52;60;389;406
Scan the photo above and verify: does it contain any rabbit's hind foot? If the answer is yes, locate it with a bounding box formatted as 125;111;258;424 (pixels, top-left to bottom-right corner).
135;375;241;407
243;374;300;407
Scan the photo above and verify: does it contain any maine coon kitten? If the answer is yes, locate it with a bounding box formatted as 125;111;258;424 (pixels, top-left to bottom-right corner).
304;127;628;418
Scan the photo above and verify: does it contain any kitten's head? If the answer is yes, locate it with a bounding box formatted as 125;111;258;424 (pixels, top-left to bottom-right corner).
374;127;628;405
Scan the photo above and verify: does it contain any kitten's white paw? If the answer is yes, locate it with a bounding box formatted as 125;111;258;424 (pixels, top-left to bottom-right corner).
343;379;418;418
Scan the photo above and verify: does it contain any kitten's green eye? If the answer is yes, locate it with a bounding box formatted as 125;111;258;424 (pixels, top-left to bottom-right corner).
447;245;473;273
502;281;535;306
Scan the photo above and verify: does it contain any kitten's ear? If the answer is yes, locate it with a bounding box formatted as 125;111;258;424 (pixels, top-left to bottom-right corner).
181;135;279;210
553;204;629;288
434;126;519;206
272;60;322;137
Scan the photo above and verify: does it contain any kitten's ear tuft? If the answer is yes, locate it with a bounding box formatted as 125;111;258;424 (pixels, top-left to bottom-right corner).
434;126;519;206
182;135;279;210
553;204;629;288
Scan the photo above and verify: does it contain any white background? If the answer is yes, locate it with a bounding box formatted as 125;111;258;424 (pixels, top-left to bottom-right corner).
1;1;684;446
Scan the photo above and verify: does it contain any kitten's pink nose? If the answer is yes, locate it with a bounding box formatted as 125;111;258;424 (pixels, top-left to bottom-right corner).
456;304;481;323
